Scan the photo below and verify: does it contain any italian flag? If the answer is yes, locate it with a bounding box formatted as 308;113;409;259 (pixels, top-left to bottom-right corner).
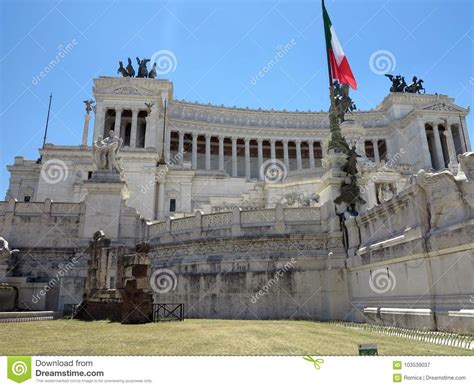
322;0;357;90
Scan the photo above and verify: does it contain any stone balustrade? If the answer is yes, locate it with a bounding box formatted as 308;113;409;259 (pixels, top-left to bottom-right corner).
0;199;85;248
146;204;321;243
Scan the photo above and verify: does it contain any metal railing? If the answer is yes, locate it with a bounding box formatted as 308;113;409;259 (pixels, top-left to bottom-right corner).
152;303;184;322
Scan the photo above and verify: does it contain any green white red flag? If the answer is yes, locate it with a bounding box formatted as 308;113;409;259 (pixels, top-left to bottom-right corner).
322;0;357;90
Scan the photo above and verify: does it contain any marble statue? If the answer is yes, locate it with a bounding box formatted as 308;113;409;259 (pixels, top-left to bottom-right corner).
93;130;123;173
378;183;394;202
0;237;16;261
416;169;467;229
283;192;320;207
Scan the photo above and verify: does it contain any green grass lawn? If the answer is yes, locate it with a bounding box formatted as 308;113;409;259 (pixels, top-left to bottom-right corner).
0;319;471;356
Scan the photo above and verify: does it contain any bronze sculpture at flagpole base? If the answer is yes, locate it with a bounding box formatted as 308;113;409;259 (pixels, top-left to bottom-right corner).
326;84;365;211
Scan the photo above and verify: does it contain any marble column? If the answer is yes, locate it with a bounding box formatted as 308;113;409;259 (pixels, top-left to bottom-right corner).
308;140;315;168
432;123;445;169
178;131;185;165
270;140;276;160
460;117;471;152
93;106;105;142
130;108;139;148
257;139;263;174
192;133;198;169
114;108;122;134
232;138;238;177
218;136;225;171
283;140;289;169
244;138;251;180
445;126;457;165
157;180;166;219
418;119;433;169
385;138;394;160
205;135;211;170
165;129;171;163
373;139;380;163
296;140;302;170
82;113;90;146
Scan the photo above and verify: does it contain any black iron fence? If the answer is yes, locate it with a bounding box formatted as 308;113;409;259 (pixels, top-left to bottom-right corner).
152;303;184;322
63;304;78;318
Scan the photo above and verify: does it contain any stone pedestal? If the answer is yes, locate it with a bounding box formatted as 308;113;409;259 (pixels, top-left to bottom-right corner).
118;251;153;324
81;172;129;241
76;236;152;324
319;150;347;214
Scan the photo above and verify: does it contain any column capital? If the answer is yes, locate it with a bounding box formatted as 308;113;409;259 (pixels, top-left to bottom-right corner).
295;139;301;145
244;137;251;143
192;132;198;139
115;107;124;114
282;139;289;145
218;135;226;141
269;139;276;145
257;138;263;144
231;137;238;144
131;107;140;114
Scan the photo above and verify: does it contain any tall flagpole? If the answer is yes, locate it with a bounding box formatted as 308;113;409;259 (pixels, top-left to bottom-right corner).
322;0;348;154
42;93;53;148
322;0;335;108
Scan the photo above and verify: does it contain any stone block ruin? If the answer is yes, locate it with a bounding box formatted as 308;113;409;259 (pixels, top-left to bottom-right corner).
75;231;153;324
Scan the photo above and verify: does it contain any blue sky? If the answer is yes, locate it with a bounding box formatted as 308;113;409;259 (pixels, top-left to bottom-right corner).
1;0;473;197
